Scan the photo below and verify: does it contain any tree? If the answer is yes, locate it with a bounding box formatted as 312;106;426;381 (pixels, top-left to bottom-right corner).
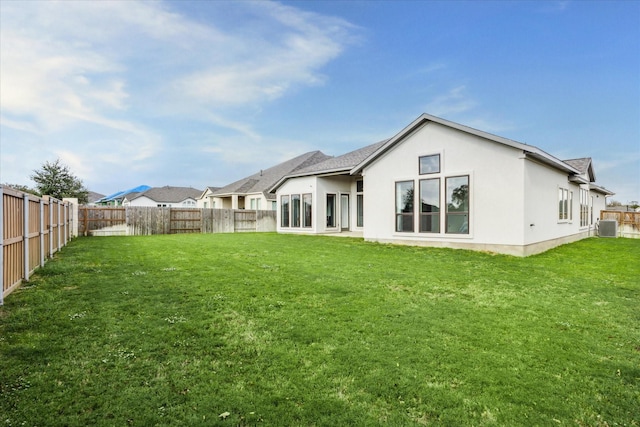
2;183;41;196
30;159;89;203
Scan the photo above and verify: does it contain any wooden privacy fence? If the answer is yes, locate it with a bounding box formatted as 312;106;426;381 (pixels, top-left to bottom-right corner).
600;210;640;238
78;206;276;236
1;186;73;304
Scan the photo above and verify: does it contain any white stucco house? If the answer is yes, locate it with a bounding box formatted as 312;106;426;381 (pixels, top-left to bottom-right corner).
123;186;203;207
270;113;614;256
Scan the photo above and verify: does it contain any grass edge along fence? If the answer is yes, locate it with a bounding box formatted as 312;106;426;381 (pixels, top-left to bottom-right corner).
0;186;75;305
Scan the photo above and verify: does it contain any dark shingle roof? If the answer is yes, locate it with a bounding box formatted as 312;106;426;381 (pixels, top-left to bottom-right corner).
213;151;331;199
563;158;591;174
563;158;595;181
294;140;389;175
131;186;203;203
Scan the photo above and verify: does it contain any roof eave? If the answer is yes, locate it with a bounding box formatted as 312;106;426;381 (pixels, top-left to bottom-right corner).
269;167;353;193
589;184;615;196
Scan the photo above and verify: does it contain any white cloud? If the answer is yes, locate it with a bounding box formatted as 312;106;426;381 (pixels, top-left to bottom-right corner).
0;1;357;191
424;86;477;118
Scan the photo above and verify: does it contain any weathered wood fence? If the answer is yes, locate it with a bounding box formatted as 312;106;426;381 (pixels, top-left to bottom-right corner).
78;206;276;236
1;186;74;304
600;210;640;238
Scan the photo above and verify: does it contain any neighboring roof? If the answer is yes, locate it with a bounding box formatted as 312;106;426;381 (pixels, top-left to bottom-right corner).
87;191;105;203
564;158;595;182
213;150;331;200
198;186;222;199
130;186;203;203
96;185;151;203
352;113;580;175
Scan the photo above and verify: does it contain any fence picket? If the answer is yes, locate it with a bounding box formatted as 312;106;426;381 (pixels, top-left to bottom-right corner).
1;187;74;304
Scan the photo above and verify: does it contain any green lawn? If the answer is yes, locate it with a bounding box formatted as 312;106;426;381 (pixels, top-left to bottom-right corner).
1;234;638;426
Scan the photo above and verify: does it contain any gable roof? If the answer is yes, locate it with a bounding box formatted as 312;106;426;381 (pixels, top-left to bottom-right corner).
198;186;222;199
213;150;331;200
268;140;388;192
563;158;595;182
130;186;203;203
269;113;613;196
352;113;580;175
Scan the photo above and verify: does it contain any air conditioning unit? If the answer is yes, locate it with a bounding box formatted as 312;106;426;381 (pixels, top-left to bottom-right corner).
598;220;618;238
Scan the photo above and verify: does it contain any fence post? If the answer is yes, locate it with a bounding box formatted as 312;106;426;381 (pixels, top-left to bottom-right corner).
57;201;62;252
23;192;30;282
48;197;53;258
40;199;45;267
63;203;68;245
0;186;4;306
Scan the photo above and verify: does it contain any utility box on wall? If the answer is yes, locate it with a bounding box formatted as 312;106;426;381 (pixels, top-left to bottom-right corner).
598;220;618;238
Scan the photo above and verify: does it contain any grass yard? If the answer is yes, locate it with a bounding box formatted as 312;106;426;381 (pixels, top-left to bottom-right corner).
1;234;638;426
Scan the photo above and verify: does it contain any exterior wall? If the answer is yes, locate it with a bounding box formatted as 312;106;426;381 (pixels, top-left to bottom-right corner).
127;196;197;208
276;175;355;234
362;121;527;249
197;190;215;208
127;196;159;207
245;193;275;211
523;159;581;245
316;176;353;232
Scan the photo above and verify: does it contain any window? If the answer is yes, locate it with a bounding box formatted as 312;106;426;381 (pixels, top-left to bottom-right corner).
203;201;208;209
291;194;301;227
395;181;414;232
281;195;290;227
419;178;440;233
419;154;440;175
303;194;312;228
558;187;573;222
580;188;589;227
356;180;364;228
250;198;256;210
182;200;196;207
446;176;469;234
271;201;277;210
326;194;336;227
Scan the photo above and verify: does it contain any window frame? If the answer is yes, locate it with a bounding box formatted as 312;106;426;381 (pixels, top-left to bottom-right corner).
280;195;290;228
419;154;441;175
326;193;337;228
302;193;312;228
395;180;415;233
558;186;573;223
445;175;469;234
419;178;440;233
356;180;364;228
291;194;301;227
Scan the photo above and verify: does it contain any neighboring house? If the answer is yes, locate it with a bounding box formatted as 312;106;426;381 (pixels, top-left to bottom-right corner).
123;186;203;207
95;185;151;206
196;186;221;209
271;113;614;256
86;191;105;206
200;151;331;210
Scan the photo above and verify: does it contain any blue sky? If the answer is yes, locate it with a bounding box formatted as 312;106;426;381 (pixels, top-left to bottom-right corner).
1;0;638;203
